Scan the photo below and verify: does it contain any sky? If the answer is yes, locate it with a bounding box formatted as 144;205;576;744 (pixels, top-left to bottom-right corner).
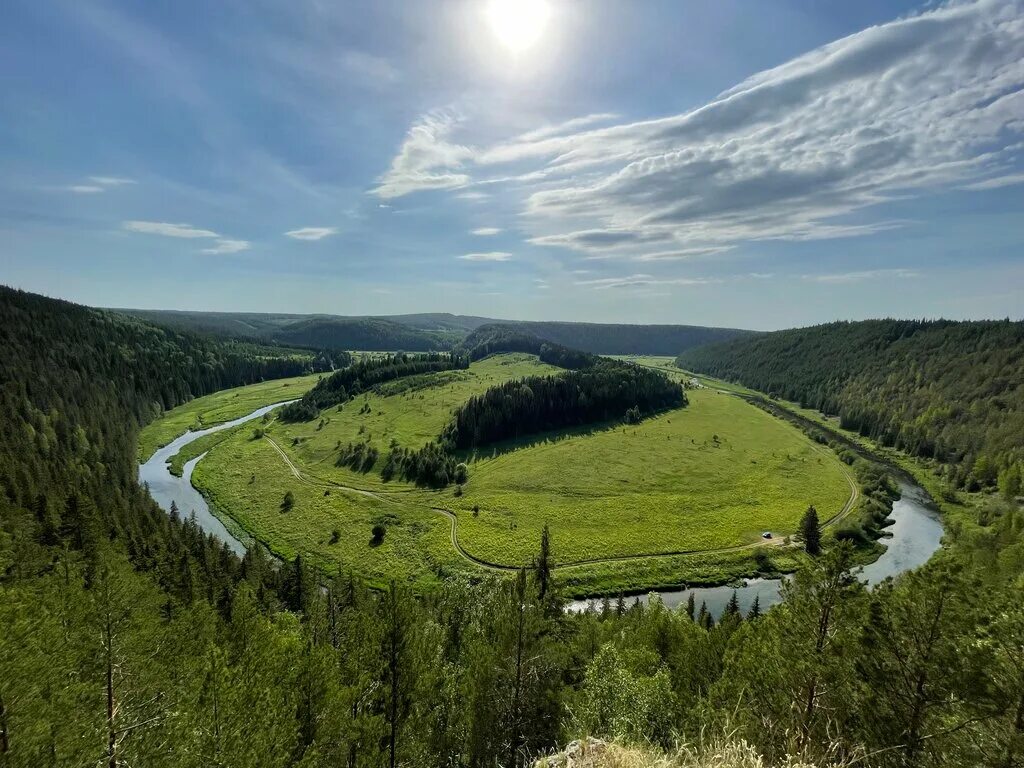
1;0;1022;331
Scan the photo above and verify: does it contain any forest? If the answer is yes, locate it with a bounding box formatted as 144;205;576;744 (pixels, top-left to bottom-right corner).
279;353;468;421
678;319;1024;494
456;324;598;369
441;361;686;449
1;287;1022;768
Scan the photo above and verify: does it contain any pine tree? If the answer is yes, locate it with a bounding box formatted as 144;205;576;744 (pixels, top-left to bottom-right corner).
801;505;821;556
686;592;696;621
747;595;762;620
725;590;741;617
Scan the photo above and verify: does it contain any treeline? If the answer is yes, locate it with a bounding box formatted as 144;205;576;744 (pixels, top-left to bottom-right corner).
678;319;1024;493
441;361;686;450
1;286;1023;767
280;353;467;421
456;324;598;369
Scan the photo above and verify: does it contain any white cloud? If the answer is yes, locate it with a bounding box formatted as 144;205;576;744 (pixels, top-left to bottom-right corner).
964;172;1024;190
802;268;917;284
123;220;220;238
372;111;473;199
456;191;489;201
458;251;513;261
575;273;716;290
67;185;105;194
200;239;251;255
376;0;1024;262
471;227;502;236
285;226;337;241
123;220;248;254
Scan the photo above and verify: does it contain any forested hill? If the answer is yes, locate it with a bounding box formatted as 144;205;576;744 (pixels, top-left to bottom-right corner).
117;308;454;351
677;319;1024;491
116;307;754;355
0;286;312;515
496;319;755;355
456;324;599;368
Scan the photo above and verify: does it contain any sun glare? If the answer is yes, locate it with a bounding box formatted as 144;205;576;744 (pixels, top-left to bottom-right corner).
486;0;551;54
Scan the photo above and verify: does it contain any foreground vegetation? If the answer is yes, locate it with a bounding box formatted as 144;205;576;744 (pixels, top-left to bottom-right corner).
2;287;1022;767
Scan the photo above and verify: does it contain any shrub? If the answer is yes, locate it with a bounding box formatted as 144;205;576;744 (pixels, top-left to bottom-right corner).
371;524;386;545
280;490;295;512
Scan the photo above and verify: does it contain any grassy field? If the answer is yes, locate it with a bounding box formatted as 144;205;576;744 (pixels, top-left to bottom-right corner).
450;387;851;566
178;353;854;592
137;372;324;462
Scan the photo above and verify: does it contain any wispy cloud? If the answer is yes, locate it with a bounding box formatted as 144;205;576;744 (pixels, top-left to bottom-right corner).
576;273;716;290
65;176;136;194
471;227;502;236
372;111;472;199
285;226;337;241
123;220;249;254
89;176;136;186
123;221;220;238
963;172;1024;191
200;239;251;255
458;251;513;262
376;0;1024;263
633;247;734;262
802;268;917;284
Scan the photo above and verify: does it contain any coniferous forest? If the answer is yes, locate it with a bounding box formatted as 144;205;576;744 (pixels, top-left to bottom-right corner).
1;287;1023;768
441;362;686;449
678;319;1024;494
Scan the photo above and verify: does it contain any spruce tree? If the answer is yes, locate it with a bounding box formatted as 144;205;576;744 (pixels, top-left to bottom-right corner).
801;505;821;556
686;592;696;621
747;595;762;620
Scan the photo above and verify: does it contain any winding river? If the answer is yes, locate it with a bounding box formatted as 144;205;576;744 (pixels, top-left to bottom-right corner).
139;403;944;614
138;401;293;556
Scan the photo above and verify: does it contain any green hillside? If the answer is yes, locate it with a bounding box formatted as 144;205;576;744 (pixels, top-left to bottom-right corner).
677;319;1024;494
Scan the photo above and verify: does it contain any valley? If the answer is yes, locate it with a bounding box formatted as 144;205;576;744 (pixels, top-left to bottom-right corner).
141;352;854;593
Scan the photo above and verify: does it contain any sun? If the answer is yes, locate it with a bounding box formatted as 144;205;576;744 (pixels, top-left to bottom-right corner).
485;0;551;54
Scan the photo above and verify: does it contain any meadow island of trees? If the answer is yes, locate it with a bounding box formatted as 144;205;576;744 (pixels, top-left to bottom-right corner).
1;286;1022;767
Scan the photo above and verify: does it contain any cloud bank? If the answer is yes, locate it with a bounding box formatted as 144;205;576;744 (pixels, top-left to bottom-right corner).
374;0;1024;262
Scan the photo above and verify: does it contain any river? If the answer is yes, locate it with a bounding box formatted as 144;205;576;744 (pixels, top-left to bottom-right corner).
139;403;944;613
138;401;293;556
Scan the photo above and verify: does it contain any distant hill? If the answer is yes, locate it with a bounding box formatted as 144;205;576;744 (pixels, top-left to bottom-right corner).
495;320;755;355
677;319;1024;492
114;308;754;355
115;309;453;351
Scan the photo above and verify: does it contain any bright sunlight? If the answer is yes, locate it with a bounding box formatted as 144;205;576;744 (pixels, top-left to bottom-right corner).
485;0;551;53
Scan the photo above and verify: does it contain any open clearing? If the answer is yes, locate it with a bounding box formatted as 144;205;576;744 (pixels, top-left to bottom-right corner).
168;353;853;591
137;372;324;462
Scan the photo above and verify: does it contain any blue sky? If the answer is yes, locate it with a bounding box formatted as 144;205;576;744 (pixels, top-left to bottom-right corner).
1;0;1022;330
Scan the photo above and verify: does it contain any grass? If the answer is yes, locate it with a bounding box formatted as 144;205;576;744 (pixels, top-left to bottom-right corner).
450;388;851;568
185;354;853;593
191;433;472;588
137;372;324;462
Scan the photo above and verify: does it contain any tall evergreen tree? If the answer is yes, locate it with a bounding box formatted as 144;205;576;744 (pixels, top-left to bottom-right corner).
800;505;821;556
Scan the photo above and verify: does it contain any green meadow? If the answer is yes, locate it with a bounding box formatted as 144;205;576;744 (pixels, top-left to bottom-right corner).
161;353;854;592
